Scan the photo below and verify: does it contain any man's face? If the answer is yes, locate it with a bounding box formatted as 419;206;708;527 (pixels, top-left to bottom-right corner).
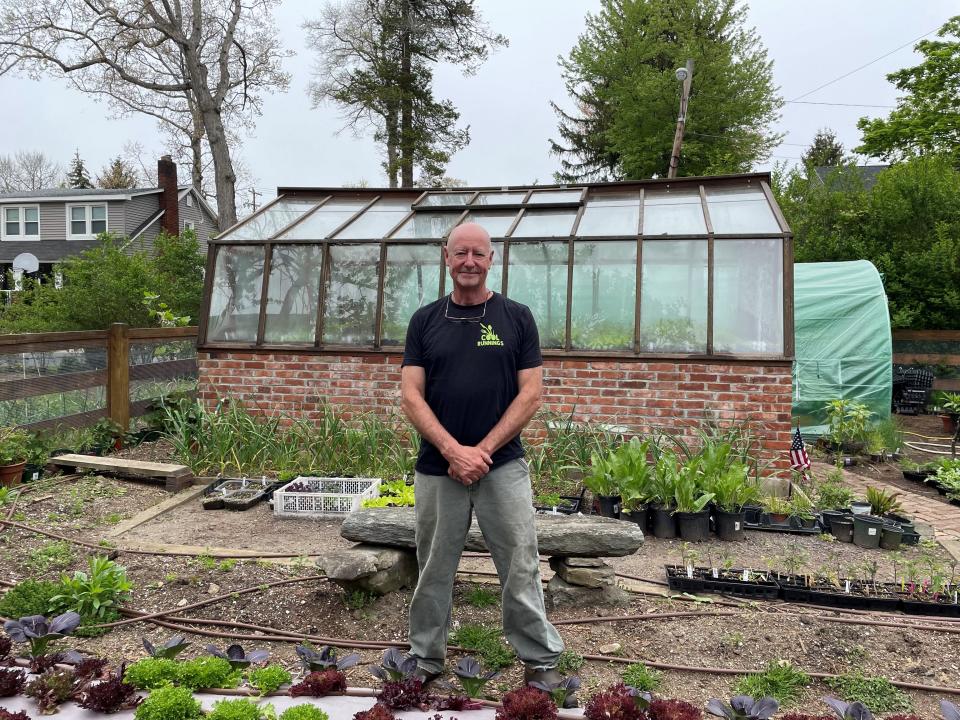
444;225;494;293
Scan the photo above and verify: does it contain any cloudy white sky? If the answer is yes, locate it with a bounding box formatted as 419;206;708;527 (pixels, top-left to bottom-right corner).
2;0;956;208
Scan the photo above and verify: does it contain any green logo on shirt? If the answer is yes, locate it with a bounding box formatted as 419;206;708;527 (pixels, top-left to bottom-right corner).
478;323;505;347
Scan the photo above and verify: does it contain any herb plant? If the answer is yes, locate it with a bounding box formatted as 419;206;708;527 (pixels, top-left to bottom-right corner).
621;662;662;691
734;661;810;705
824;674;911;713
51;555;132;620
0;579;59;617
247;664;292;695
133;684;203;720
554;649;585;675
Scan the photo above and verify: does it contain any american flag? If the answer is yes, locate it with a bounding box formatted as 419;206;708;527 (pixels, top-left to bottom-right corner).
790;427;811;476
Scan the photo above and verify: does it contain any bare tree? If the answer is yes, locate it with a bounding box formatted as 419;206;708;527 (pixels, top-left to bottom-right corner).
0;0;291;227
0;150;62;191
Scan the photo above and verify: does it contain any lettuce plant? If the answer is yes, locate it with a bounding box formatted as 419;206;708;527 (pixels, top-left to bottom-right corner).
296;644;360;673
354;703;396;720
584;683;645;720
143;635;191;659
369;648;417;682
279;706;330;720
289;670;347;697
650;698;703;720
76;666;142;713
0;709;30;720
452;656;499;698
133;684;203;720
206;697;268;720
0;668;26;698
246;664;292;696
823;697;874;720
496;686;558;720
0;637;10;661
206;643;270;670
25;667;76;715
706;695;779;720
376;678;432;710
3;612;81;657
124;657;181;689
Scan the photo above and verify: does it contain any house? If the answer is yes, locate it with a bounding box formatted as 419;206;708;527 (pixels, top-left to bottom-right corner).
0;156;218;285
813;164;888;191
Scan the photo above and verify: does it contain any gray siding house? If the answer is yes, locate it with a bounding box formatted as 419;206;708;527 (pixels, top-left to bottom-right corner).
0;156;218;283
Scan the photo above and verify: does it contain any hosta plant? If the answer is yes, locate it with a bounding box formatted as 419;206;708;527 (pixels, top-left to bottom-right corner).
143;635;190;659
289;669;348;697
823;697;874;720
3;612;81;657
296;644;361;673
451;656;500;698
369;648;417;682
206;643;270;670
706;695;779;720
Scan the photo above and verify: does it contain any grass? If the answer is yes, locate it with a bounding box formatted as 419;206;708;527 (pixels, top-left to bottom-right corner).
621;662;662;692
449;623;516;670
344;589;378;610
734;660;810;706
825;672;912;713
464;585;500;608
25;540;75;574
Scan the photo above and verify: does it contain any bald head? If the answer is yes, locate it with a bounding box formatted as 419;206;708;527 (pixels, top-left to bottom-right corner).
447;222;492;251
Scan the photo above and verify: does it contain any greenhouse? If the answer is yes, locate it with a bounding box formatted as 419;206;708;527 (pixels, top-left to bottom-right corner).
199;174;792;358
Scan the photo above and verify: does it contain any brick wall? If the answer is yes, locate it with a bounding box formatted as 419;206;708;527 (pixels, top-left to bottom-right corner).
198;352;794;478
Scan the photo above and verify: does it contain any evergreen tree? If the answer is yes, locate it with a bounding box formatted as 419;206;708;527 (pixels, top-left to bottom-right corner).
801;128;847;168
66;150;93;189
550;0;782;181
96;156;141;189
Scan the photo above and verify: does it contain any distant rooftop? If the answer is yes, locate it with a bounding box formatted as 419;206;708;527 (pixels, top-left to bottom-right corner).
814;164;888;191
0;185;192;200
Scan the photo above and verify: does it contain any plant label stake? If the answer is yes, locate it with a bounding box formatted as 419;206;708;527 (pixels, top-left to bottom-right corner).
686;565;694;578
742;569;750;582
845;580;851;593
712;568;719;579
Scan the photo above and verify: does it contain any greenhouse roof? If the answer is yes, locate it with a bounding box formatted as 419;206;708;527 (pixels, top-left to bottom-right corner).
216;173;789;242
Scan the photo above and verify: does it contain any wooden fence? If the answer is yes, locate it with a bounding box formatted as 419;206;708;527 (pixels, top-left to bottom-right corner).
0;324;198;431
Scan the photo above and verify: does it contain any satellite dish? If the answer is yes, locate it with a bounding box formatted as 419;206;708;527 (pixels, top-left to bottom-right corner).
12;253;39;274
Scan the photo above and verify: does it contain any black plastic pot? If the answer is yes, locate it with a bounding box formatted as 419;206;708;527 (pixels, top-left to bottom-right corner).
22;463;44;483
884;512;915;534
830;516;854;543
715;508;746;541
880;523;903;550
820;509;848;532
622;505;648;531
650;504;677;539
596;494;622;519
852;514;883;548
902;469;935;483
742;504;763;524
676;509;711;542
789;515;818;529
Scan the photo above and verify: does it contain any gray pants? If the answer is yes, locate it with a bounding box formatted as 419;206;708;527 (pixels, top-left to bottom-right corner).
408;458;564;673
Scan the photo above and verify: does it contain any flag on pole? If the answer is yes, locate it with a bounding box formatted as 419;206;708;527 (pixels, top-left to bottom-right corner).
790;426;811;477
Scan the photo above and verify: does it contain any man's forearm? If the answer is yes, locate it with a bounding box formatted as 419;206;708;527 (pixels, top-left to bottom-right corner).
478;389;541;456
401;392;459;457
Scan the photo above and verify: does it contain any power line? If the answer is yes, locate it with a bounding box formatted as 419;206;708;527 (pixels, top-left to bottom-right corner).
785;100;895;109
790;27;938;102
687;131;807;147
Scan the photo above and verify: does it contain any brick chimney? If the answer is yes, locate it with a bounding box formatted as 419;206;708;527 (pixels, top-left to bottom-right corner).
158;155;179;236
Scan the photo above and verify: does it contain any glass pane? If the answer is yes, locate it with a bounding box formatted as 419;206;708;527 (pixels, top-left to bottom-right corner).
24;222;39;235
323;243;379;344
91;205;106;221
526;190;582;204
462;211;517;237
381;245;442;346
571;241;636;350
578;192;640;236
639;240;707;352
71;206;86;221
71;220;86;235
206;245;265;342
511;210;576;237
24;207;38;222
4;222;18;236
506;242;567;348
91;219;107;234
714;239;783;354
473;191;526;205
391;211;461;239
419;192;473;207
263;245;324;344
4;208;20;222
643;188;706;236
706;187;781;234
334;198;412;239
486;241;504;293
276;198;369;240
224;199;321;241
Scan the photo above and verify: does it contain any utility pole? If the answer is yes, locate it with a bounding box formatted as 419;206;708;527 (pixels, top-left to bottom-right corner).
250;188;262;212
667;59;694;179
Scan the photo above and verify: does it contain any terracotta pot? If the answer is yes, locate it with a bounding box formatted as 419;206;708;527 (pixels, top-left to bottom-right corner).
940;414;959;435
0;460;27;488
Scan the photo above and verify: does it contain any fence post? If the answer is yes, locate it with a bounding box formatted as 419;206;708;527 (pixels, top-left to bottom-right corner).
106;323;130;430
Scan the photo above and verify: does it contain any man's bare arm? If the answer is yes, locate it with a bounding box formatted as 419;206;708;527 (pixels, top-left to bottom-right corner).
478;366;543;457
400;365;492;482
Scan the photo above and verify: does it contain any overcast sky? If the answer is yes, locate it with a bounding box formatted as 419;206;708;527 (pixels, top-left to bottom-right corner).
2;0;957;208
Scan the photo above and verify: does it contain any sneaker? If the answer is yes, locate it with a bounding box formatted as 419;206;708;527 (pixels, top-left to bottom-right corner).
412;666;442;685
524;666;578;708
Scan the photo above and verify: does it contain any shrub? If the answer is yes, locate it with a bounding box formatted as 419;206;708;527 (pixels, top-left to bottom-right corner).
825;673;912;713
247;664;292;695
280;706;331;720
206;698;266;720
124;657;180;689
650;698;703;720
0;579;60;619
134;685;203;720
734;661;810;706
622;662;663;692
584;683;645;720
496;686;559;720
0;668;26;698
289;670;347;697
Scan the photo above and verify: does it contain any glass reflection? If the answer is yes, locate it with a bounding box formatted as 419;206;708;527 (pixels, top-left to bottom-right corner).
334;197;414;239
511;210;576;237
223;199;320;241
507;242;567;348
706;187;781;234
207;245;265;342
323;244;379;345
391;212;462;238
578;192;640;236
713;239;783;353
276;198;369;240
263;245;323;344
639;240;707;352
571;241;636;350
382;245;442;345
461;211;517;237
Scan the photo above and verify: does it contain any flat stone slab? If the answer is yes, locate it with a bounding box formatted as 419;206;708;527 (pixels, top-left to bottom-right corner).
318;544;418;595
341;508;644;557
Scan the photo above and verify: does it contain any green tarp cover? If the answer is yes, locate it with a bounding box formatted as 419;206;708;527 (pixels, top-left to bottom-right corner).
792;260;892;435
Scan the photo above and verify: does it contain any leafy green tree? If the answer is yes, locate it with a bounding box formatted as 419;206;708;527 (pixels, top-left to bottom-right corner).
152;229;206;323
775;155;960;329
802;128;848;168
66;150;93;189
550;0;782;181
857;16;960;163
96;157;140;189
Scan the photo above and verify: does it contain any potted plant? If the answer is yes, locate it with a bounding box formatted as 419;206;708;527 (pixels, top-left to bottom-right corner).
648;451;680;538
617;437;653;529
762;495;791;524
0;427;32;488
787;492;817;529
707;462;760;541
937;392;960;435
22;432;48;483
584;450;620;519
672;458;714;542
822;399;873;454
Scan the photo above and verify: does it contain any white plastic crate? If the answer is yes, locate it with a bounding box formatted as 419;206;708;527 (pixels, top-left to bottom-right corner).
273;476;381;518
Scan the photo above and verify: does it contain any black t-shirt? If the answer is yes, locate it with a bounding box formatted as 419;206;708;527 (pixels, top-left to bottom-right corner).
402;292;542;475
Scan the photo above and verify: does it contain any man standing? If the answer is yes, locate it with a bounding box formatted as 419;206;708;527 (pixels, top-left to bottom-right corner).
400;222;567;692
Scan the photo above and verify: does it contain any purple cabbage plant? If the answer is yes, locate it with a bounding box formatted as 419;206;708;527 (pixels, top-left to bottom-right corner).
370;647;417;682
528;674;581;709
296;644;361;673
143;635;191;659
3;612;81;657
451;657;500;698
823;698;874;720
204;643;270;670
706;695;779;720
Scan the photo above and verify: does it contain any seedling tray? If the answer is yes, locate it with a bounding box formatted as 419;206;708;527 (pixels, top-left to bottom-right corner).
202;477;280;511
665;565;778;600
274;476;381;517
743;520;822;535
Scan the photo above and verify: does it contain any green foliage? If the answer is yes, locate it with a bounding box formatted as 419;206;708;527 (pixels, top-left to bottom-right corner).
733;661;810;706
66;150;93;189
816;477;854;510
51;555;132;620
133;684;203;720
621;662;662;692
448;623;516;670
25;541;75;575
279;706;330;720
865;486;903;516
554;650;585;675
207;698;271;720
247;665;292;696
0;579;60;618
124;658;181;689
802;128;848;168
825;672;912;713
344;589;377;610
176;656;242;690
0;230;204;332
824;399;873;445
464;585;500;609
550;0;782;182
361;478;415;507
0;427;31;464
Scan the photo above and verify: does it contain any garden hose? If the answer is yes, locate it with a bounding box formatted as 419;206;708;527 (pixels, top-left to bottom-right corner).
904;440;957;455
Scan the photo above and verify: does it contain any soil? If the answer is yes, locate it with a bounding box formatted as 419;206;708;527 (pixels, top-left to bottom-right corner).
2;415;960;718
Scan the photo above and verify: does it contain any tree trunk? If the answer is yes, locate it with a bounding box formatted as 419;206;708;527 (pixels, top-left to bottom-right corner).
386;107;399;188
399;0;414;187
189;100;205;191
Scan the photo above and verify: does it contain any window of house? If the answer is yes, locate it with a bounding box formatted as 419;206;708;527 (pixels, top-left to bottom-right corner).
2;206;40;240
186;194;194;208
66;204;108;239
